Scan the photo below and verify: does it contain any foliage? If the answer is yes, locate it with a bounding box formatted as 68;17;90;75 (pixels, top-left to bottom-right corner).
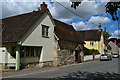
71;2;81;9
71;1;120;21
105;2;120;21
103;31;112;41
84;47;99;55
89;49;99;55
83;47;90;55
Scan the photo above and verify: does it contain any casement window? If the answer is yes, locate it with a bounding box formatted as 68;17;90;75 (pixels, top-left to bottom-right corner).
90;42;94;46
20;46;42;57
42;25;49;38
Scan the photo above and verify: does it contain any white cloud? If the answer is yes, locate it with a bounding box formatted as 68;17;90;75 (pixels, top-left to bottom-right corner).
2;0;112;31
2;0;108;23
110;30;120;39
57;18;73;23
89;16;110;24
72;21;87;30
72;16;110;30
114;30;120;36
48;1;108;23
2;2;40;18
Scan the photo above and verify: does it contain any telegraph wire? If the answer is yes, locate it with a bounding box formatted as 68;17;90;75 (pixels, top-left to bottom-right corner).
54;1;99;26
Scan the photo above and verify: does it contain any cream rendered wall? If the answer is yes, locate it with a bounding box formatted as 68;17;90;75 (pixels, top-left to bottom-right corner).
99;33;105;54
84;33;104;54
84;41;99;50
84;40;104;54
18;14;55;62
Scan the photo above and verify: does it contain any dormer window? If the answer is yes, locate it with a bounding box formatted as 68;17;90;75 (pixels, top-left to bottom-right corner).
42;25;49;38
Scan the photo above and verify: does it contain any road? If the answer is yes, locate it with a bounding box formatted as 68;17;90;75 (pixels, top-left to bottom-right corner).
2;58;119;79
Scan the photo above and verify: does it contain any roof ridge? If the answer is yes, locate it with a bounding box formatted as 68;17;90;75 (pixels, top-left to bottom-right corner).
77;29;99;32
2;10;41;20
53;19;73;27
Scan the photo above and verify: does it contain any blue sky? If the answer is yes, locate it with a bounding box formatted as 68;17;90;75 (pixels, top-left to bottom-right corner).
1;0;120;38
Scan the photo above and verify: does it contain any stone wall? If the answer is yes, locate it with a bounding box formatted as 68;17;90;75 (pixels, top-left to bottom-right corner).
25;61;54;69
56;49;75;66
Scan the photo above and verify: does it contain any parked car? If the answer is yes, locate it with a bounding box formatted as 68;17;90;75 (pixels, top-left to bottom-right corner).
100;54;112;61
112;53;119;58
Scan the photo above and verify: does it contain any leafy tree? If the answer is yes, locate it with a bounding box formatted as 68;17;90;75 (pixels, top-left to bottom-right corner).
105;2;120;21
71;1;120;21
103;31;112;42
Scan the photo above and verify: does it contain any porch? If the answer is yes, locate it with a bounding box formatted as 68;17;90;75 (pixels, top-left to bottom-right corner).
0;45;42;70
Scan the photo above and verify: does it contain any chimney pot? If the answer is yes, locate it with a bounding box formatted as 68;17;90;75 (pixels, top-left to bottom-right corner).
40;2;48;10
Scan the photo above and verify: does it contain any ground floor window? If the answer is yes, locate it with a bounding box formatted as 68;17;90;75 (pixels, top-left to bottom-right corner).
20;46;42;57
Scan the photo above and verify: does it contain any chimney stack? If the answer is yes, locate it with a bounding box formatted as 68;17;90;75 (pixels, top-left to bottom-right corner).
98;23;102;31
40;2;48;10
114;39;116;44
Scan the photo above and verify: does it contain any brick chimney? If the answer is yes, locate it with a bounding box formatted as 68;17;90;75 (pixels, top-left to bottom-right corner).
114;39;116;44
40;2;48;10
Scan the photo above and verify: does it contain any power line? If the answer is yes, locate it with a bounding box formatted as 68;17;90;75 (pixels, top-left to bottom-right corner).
55;1;99;26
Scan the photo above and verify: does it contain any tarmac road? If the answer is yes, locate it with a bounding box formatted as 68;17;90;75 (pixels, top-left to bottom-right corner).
2;58;119;79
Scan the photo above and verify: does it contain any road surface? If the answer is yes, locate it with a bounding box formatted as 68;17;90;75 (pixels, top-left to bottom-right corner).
2;58;119;79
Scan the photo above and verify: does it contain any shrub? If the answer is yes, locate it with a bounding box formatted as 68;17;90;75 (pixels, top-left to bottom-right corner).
89;49;99;55
84;47;99;55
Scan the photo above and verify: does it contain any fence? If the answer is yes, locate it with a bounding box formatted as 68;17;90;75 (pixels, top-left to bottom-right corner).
84;54;100;61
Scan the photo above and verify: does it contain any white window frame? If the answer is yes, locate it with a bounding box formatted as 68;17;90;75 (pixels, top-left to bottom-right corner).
42;25;49;38
90;42;94;46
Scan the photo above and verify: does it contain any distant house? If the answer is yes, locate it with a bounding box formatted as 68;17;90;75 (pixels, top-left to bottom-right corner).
104;41;112;54
77;25;105;54
108;41;119;54
0;2;84;70
109;38;120;48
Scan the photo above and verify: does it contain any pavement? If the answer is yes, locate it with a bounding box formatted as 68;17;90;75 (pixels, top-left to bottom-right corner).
0;69;15;72
1;58;119;79
1;59;99;73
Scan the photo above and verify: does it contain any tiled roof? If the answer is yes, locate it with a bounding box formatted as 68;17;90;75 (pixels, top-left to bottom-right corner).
2;10;48;43
54;19;84;43
1;10;84;44
77;29;102;41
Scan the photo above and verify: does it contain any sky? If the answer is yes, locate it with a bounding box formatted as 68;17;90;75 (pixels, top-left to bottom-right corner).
1;0;120;39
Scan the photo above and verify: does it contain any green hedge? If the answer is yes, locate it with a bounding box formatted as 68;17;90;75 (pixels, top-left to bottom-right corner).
84;47;99;55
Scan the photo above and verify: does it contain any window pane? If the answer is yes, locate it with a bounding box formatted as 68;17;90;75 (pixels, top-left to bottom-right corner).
31;47;34;56
26;47;29;56
21;47;25;57
90;42;94;46
42;25;49;37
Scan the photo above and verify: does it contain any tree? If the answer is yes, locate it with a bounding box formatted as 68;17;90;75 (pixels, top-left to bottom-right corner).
105;2;120;21
103;31;112;42
71;1;120;21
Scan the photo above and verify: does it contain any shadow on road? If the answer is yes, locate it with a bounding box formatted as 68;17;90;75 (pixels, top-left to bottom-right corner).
2;71;120;80
56;71;120;80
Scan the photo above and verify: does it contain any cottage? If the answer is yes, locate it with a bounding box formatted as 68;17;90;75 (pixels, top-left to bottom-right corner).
108;41;119;54
77;24;105;54
54;19;85;65
0;2;84;70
